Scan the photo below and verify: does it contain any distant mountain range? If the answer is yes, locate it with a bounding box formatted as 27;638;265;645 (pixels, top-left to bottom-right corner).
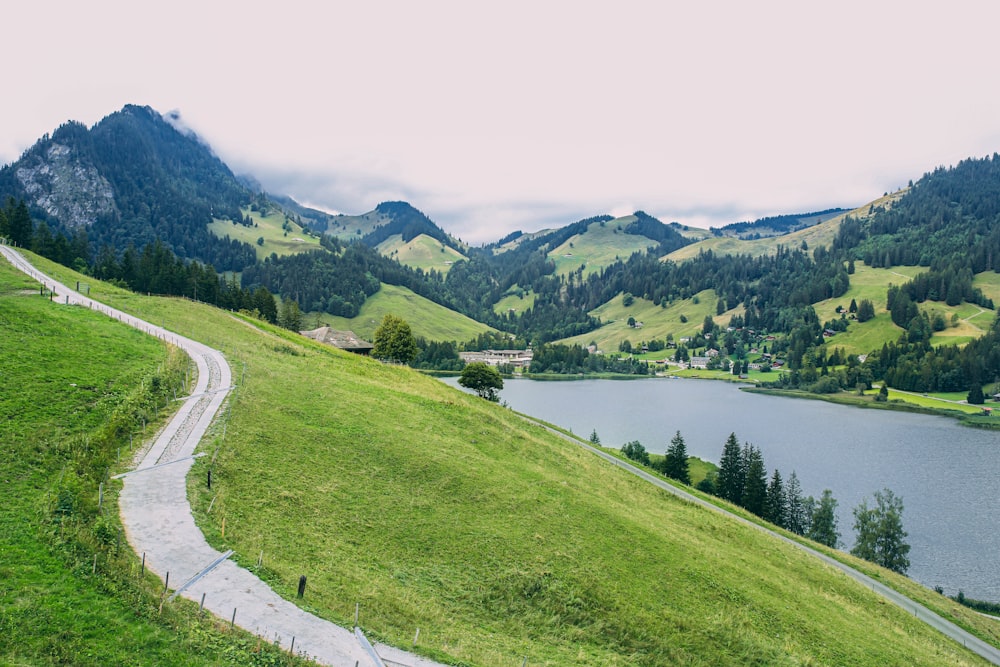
0;104;850;269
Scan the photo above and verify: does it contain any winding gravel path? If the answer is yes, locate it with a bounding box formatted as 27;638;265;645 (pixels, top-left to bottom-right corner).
1;244;444;667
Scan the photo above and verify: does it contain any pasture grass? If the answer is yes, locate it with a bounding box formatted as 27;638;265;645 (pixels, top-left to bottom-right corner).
24;253;1000;666
314;283;494;342
208;207;322;259
548;216;658;277
376;233;466;274
0;258;306;666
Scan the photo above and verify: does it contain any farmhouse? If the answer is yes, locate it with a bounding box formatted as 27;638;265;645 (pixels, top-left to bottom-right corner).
300;326;375;355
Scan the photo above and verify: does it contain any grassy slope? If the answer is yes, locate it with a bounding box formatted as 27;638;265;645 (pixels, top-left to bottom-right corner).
0;259;304;666
315;283;494;342
28;258;1000;666
814;263;996;356
208;206;323;260
549;216;658;277
493;287;537;316
558;289;722;351
665;192;906;263
377;233;467;274
23;261;988;666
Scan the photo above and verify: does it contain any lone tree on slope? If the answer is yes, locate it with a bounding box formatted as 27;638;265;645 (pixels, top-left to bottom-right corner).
372;314;418;364
458;362;504;402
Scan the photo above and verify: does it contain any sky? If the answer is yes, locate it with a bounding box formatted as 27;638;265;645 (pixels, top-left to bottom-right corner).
4;1;1000;244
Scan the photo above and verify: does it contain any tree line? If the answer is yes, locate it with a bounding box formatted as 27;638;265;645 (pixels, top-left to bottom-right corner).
611;429;910;573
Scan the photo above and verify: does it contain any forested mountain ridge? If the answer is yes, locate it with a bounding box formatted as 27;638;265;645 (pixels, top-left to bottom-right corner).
5;104;1000;393
0;105;257;272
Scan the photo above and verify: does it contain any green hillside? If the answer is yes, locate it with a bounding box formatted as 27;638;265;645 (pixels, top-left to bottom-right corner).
493;286;537;316
666;192;907;263
548;215;659;276
208;206;323;259
317;282;494;341
0;259;305;666
16;255;1000;666
377;233;467;274
813;263;996;357
558;289;723;352
320;209;389;239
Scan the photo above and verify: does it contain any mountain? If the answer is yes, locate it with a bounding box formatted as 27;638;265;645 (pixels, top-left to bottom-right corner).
0;105;257;271
716;207;851;239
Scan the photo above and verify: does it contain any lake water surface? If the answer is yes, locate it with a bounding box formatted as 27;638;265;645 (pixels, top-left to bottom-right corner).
443;376;1000;600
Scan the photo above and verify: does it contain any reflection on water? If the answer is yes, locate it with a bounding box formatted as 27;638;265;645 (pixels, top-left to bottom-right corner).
443;376;1000;600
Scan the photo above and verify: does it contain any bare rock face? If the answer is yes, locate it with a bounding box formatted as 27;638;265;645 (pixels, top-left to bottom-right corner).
15;143;117;228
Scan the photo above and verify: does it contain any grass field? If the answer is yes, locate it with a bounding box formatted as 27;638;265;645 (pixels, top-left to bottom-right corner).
665;191;906;263
20;254;1000;666
208;207;323;260
493;286;537;316
0;259;306;666
548;216;658;276
315;282;494;342
376;233;467;274
558;289;721;351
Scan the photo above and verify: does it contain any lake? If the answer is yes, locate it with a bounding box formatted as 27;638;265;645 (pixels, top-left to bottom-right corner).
442;375;1000;600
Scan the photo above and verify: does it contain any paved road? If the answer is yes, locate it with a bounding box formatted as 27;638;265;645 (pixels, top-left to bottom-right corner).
526;417;1000;666
1;244;444;667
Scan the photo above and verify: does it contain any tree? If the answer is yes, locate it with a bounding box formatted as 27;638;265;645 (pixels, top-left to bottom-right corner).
742;444;768;517
277;297;302;331
856;298;876;323
785;471;808;535
620;440;650;466
458;362;504;401
851;488;910;574
589;429;601;445
7;199;33;247
765;469;787;528
968;383;985;405
372;314;418;364
716;433;744;505
808;489;840;548
662;431;690;484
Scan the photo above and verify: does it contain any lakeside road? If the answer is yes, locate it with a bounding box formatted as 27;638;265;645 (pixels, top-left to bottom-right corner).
1;244;445;667
523;415;1000;666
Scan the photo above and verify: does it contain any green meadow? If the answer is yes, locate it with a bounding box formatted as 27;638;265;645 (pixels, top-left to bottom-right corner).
208;206;322;260
315;282;494;342
548;216;658;277
18;253;1000;666
0;259;306;666
377;233;467;274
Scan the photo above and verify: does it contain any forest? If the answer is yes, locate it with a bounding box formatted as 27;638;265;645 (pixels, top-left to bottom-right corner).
4;103;1000;396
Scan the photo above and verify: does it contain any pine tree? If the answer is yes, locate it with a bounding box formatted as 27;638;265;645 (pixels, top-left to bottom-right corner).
808;489;840;548
662;431;690;484
765;469;787;528
742;444;768;517
785;471;808;535
7;199;33;247
716;433;744;504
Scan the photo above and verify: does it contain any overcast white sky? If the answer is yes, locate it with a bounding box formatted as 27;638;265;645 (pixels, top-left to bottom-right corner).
4;1;1000;243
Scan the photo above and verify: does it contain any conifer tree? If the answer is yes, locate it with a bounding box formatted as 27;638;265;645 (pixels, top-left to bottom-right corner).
766;469;787;528
742;444;768;517
785;471;808;535
808;489;840;548
662;431;690;484
716;433;743;505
